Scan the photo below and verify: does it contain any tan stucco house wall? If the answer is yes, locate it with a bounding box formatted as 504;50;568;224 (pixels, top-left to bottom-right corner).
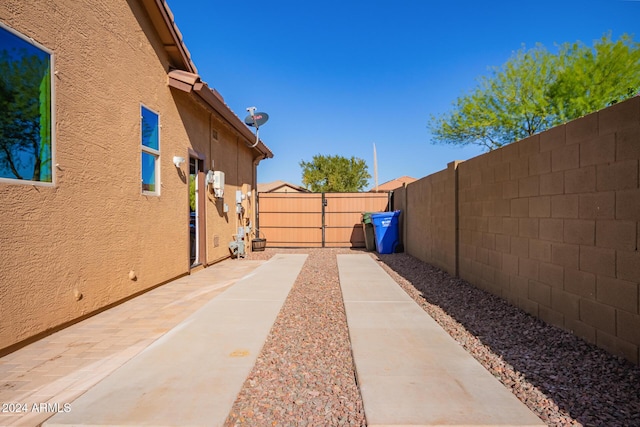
0;0;272;355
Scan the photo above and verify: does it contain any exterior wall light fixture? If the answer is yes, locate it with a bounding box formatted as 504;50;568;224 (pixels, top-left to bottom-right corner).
173;156;185;168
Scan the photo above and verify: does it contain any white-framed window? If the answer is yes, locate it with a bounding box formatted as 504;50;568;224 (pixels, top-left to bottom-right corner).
0;22;54;185
140;104;160;195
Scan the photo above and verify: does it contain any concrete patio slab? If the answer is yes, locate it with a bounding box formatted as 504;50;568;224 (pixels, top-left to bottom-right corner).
44;253;307;427
338;254;545;427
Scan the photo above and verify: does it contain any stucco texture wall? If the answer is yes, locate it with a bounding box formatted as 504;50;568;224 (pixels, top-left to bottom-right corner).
206;115;257;262
402;97;640;364
170;90;258;265
0;0;261;353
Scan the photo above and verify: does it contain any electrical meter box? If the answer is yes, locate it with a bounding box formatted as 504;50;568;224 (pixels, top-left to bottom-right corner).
213;171;225;197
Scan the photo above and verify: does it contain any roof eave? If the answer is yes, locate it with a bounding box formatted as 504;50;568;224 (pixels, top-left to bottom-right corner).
140;0;197;73
168;71;274;159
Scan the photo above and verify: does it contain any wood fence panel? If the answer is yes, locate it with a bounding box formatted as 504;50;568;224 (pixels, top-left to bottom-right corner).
258;192;390;248
257;193;322;247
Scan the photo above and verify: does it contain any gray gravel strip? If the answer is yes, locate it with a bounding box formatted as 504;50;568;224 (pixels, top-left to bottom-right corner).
226;248;640;426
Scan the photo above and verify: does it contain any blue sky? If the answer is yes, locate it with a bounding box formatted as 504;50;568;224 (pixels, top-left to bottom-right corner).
168;0;638;190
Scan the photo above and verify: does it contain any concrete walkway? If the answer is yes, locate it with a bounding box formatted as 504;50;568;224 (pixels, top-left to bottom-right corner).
0;258;268;427
338;254;545;426
0;252;547;426
43;254;307;427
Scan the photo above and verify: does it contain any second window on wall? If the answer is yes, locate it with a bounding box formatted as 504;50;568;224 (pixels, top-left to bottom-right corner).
141;105;159;194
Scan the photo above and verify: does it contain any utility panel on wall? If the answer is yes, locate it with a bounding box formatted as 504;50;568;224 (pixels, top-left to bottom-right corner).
213;171;225;198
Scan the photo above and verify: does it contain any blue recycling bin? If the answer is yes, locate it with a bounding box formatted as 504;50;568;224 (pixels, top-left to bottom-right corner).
371;211;401;254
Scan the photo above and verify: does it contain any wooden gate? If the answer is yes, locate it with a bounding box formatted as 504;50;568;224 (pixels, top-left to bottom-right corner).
256;192;391;248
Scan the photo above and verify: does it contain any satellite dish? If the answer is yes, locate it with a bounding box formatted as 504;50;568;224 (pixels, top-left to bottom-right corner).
244;112;269;128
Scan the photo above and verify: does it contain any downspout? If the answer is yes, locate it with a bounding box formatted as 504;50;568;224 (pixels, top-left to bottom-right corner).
252;153;267;236
209;114;213;170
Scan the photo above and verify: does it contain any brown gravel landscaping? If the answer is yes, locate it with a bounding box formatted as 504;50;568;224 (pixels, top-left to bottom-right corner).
226;248;640;427
226;248;366;426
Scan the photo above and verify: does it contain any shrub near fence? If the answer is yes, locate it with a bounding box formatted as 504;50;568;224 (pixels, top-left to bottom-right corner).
395;97;640;364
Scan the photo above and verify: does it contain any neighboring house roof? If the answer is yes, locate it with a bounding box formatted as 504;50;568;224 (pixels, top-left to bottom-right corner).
258;181;309;193
143;0;273;160
370;176;417;192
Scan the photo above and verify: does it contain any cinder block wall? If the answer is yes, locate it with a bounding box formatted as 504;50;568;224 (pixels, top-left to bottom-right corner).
403;97;640;364
401;162;458;276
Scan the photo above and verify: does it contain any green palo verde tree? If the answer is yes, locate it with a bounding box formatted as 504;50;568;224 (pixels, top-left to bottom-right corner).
300;154;371;192
428;33;640;151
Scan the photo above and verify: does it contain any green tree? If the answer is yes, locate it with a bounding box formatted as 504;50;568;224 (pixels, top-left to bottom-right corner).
300;154;371;192
549;34;640;121
429;33;640;151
